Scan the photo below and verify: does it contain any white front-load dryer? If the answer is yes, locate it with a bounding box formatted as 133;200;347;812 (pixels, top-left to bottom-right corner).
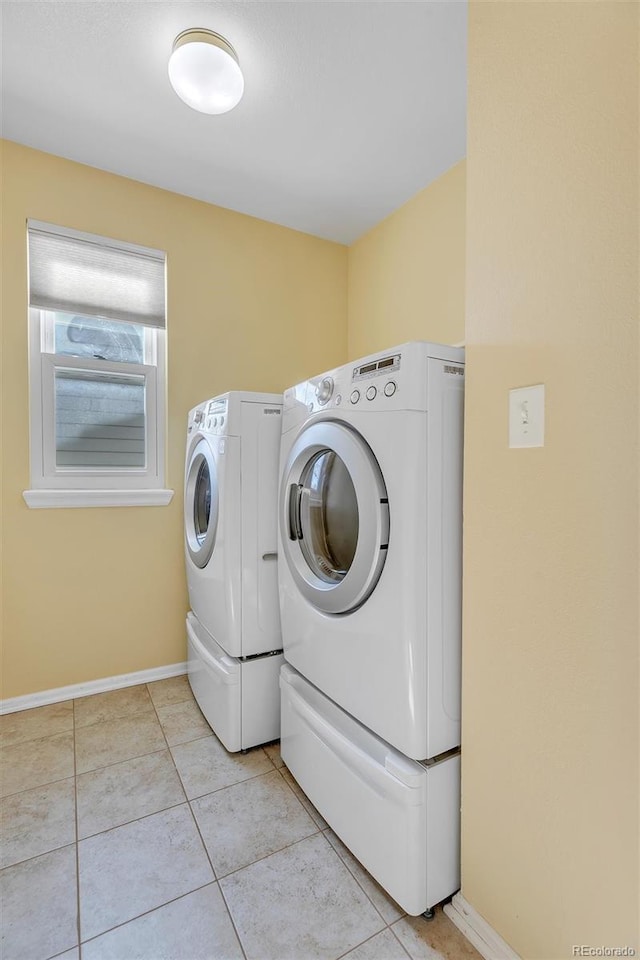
278;342;465;762
185;391;284;751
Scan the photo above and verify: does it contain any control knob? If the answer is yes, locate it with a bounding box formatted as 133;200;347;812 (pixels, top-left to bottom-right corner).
316;377;334;405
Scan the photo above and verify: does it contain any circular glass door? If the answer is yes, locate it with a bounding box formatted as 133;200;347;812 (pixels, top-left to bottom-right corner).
193;458;212;546
281;420;389;615
298;450;359;584
185;437;219;568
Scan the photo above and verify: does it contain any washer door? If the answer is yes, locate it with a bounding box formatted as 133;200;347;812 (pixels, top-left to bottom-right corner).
185;436;219;568
281;421;389;615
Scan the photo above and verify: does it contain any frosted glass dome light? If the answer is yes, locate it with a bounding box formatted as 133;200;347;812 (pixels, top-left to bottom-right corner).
168;29;244;115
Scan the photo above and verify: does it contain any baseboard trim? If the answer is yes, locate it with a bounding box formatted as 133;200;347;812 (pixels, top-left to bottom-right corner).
444;893;521;960
0;662;188;715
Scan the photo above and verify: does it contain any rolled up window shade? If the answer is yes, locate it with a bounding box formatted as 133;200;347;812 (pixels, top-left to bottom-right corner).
28;221;166;328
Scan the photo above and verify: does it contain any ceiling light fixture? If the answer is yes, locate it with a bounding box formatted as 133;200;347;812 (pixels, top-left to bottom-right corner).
168;28;244;115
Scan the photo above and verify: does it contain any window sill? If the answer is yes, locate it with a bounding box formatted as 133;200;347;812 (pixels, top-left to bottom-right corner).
23;489;175;509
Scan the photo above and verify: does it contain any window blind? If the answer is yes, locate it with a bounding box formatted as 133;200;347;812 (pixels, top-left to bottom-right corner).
28;221;166;328
54;369;146;468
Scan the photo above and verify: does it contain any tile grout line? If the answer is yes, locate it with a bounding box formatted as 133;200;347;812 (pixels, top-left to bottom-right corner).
16;789;315;880
388;922;421;960
50;685;404;958
6;692;452;960
71;683;189;953
214;824;324;883
151;752;325;887
152;683;322;959
2;716;261;803
1;839;76;874
5;690;320;956
4;704;410;960
2;742;172;804
75;744;169;780
72;698;82;960
145;680;250;960
1;719;74;751
207;755;301;960
315;829;395;931
276;767;407;935
334;925;414;960
212;828;408;960
0;771;75;805
72;685;166;781
78;880;219;950
73;703;156;730
1;726;76;801
74;681;210;950
1;704;166;801
322;826;406;927
322;827;410;933
186;806;250;960
215;875;249;960
53;705;281;846
277;764;329;829
77;799;188;845
185;764;289;804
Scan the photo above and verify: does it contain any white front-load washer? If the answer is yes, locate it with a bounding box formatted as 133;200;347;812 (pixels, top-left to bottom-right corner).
185;391;284;751
278;342;465;763
278;342;464;915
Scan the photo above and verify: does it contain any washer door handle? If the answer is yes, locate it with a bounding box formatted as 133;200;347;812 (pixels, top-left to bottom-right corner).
287;483;303;541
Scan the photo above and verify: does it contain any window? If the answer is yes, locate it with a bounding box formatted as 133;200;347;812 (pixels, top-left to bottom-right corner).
24;221;172;508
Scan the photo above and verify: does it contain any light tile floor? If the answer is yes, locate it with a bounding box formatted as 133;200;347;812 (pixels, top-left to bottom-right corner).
0;678;481;960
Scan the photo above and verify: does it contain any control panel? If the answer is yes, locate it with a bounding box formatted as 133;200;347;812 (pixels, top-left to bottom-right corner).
346;351;400;406
204;397;228;433
284;343;464;421
352;353;400;382
301;350;405;414
188;398;228;435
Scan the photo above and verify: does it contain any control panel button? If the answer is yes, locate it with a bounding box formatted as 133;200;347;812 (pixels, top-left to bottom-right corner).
335;394;342;406
366;385;377;401
350;389;360;404
212;417;218;427
384;381;397;397
194;409;204;424
316;376;334;405
220;416;225;427
206;417;212;429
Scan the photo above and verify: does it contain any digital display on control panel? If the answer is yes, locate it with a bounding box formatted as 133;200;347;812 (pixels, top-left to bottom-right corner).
207;399;227;415
352;354;401;381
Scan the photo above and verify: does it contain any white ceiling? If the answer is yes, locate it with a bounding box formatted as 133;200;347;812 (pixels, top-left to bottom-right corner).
1;1;466;244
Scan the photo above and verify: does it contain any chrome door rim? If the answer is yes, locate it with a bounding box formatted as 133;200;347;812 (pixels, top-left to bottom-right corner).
280;420;389;615
185;436;219;568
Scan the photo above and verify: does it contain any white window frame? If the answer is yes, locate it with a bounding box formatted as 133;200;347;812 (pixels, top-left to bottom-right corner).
24;308;172;509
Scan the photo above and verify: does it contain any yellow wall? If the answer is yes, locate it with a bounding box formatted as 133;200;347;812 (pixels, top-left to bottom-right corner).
462;3;639;957
347;160;465;359
3;16;638;953
1;140;347;699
